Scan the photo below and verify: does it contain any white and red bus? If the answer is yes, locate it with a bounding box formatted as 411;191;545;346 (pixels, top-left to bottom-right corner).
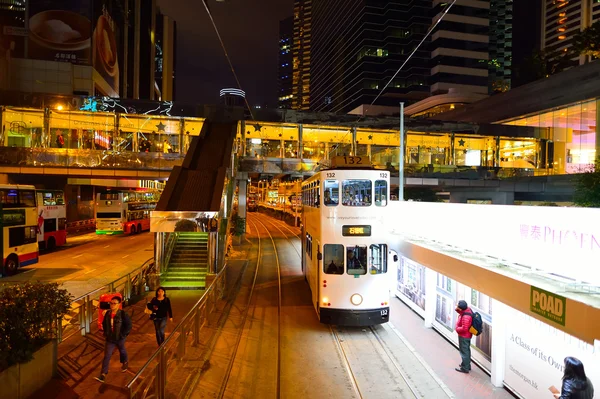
96;189;159;235
0;184;39;276
36;190;67;250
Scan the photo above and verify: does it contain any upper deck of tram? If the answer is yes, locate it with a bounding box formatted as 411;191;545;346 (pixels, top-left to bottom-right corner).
301;157;390;222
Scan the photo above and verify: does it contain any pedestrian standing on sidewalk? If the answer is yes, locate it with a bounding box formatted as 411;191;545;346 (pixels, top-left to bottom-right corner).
454;299;473;374
95;296;132;383
551;356;594;399
148;287;173;346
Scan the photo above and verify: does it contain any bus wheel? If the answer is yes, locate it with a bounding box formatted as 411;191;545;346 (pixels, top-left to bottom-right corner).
130;225;136;235
47;237;56;251
137;224;142;233
4;255;19;276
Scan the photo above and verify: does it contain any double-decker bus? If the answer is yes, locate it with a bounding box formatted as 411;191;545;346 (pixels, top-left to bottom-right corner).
96;189;159;235
36;190;67;250
301;156;395;326
0;184;39;276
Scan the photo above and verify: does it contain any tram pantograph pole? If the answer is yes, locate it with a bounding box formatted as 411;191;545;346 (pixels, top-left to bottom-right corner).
399;102;405;201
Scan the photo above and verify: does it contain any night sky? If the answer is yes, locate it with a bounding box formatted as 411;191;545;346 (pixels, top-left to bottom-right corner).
157;0;293;106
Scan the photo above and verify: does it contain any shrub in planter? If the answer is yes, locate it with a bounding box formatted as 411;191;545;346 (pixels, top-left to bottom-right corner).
0;282;72;372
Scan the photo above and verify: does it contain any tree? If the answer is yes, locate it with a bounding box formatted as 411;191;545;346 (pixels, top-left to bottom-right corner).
571;21;600;60
0;282;72;370
573;160;600;207
515;50;571;84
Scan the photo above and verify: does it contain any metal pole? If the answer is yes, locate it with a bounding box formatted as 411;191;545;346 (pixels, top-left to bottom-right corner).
399;102;405;202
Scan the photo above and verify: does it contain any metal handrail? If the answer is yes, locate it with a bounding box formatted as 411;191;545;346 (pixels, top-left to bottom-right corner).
57;257;156;343
162;232;179;274
126;259;229;398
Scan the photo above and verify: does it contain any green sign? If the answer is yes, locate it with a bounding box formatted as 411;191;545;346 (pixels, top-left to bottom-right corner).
530;286;566;326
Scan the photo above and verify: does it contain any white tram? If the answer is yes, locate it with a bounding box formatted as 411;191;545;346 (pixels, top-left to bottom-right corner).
301;156;395;326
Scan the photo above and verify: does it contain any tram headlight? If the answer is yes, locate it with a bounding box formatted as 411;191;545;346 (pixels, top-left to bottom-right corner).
350;294;363;306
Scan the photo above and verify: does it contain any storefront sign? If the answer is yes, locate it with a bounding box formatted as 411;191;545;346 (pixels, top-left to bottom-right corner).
391;202;600;286
530;286;566;326
504;306;599;399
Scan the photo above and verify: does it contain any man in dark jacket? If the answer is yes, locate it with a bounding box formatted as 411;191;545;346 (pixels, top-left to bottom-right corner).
455;300;473;374
95;296;132;383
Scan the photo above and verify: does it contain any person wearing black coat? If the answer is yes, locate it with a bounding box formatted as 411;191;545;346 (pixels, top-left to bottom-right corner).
553;357;594;399
95;296;132;383
148;286;173;346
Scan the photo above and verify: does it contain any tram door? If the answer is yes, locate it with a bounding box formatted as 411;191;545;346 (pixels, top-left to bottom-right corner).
314;240;321;310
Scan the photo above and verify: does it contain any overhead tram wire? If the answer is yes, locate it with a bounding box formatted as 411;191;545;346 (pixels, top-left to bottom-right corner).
323;0;459;159
201;0;255;121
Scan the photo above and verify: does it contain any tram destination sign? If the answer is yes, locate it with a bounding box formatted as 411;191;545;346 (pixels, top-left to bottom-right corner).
342;225;371;236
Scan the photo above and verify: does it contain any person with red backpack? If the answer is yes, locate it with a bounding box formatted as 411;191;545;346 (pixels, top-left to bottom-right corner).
455;300;473;373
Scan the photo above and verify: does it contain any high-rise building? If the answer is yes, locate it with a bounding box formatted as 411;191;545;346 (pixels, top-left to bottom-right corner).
429;0;490;96
511;0;541;88
541;0;600;66
488;0;513;93
310;0;430;113
156;9;177;101
278;16;293;109
292;0;311;110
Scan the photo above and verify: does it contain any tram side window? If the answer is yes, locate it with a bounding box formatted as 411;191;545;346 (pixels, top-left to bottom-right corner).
323;244;344;275
342;180;372;206
346;245;367;275
369;244;388;274
374;180;388;207
323;180;339;206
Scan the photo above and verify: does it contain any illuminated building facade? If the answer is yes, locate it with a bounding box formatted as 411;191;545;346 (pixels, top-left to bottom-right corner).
292;0;311;110
278;16;293;109
310;0;430;113
542;0;600;66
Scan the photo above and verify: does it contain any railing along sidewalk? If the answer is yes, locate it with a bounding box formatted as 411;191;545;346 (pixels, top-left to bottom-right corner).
57;257;156;343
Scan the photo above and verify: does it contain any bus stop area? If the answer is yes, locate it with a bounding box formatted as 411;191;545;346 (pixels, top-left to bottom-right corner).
33;290;204;399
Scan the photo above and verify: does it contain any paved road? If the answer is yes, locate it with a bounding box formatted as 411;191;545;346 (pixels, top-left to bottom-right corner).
0;232;154;298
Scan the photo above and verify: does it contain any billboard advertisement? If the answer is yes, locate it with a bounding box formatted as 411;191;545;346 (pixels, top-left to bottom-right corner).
92;0;124;95
27;0;93;65
504;306;600;398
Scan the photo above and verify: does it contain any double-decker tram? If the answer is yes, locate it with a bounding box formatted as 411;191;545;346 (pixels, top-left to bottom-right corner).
0;185;39;276
301;156;393;326
36;190;67;250
96;189;159;235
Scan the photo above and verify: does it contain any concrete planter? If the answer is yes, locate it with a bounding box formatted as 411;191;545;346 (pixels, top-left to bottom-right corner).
0;340;57;399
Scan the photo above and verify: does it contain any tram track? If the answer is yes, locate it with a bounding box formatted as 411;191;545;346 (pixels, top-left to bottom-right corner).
214;214;283;399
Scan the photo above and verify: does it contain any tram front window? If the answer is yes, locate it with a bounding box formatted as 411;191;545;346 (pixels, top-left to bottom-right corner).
347;246;367;275
342;180;372;206
374;180;388;207
324;180;339;206
369;244;387;274
324;244;344;275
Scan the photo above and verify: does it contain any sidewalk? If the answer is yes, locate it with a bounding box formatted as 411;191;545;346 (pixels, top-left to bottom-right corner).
389;298;516;399
31;290;205;399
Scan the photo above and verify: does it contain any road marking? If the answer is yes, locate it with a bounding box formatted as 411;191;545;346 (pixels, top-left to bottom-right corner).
103;245;110;248
122;254;129;259
72;254;83;259
22;269;35;274
84;269;96;275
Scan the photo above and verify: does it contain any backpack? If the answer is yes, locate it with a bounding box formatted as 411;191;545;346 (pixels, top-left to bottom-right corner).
464;311;483;336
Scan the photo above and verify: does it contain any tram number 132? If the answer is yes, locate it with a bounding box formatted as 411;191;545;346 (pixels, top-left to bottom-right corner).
381;309;388;316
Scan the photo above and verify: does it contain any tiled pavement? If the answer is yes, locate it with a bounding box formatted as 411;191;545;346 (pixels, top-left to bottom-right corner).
31;290;205;399
389;298;516;399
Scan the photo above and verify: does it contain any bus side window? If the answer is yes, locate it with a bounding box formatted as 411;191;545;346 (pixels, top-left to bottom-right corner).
20;190;36;207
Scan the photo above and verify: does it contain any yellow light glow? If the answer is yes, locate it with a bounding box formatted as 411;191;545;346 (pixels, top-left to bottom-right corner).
56;104;64;111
